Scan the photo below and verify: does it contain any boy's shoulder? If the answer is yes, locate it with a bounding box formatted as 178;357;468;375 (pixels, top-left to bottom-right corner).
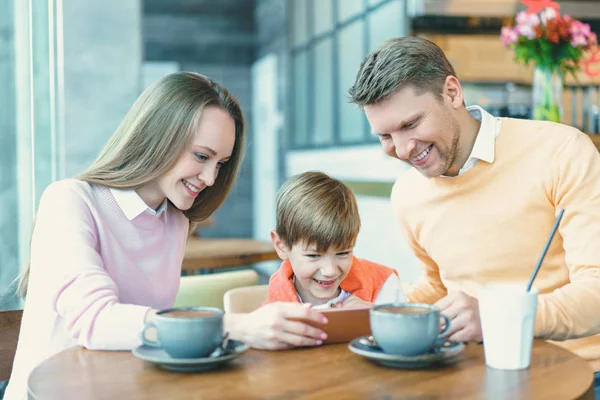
263;260;297;305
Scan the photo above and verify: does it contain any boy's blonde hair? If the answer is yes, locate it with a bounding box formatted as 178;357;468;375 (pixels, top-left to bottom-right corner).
276;171;360;252
17;72;245;297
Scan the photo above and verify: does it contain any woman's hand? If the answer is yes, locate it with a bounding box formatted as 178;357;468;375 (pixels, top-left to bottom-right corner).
225;302;328;350
142;308;158;342
335;295;374;309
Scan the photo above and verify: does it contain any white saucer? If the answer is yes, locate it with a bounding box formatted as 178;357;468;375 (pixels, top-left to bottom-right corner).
132;340;248;372
348;336;465;369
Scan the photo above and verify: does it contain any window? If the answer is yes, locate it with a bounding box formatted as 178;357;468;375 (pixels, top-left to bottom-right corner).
0;0;65;310
337;21;365;143
289;0;408;149
292;0;308;47
293;51;309;147
337;0;364;23
313;38;334;145
313;0;333;37
368;0;407;51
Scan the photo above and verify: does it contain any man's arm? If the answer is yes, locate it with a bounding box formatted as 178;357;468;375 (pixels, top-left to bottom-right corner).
401;234;448;304
391;180;448;304
535;131;600;340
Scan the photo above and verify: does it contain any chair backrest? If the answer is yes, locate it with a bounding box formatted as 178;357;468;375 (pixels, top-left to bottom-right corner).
174;269;259;310
0;310;23;381
223;285;269;314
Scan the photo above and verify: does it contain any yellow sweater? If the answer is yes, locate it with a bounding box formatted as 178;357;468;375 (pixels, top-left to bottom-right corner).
393;117;600;370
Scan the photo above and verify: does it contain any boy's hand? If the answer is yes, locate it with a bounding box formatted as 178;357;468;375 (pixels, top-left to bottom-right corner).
226;302;328;350
336;295;374;309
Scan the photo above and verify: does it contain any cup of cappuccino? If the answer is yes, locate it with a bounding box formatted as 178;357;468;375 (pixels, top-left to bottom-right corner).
370;303;451;356
141;307;224;359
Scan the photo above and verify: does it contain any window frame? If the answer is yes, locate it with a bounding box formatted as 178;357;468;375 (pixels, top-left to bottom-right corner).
288;0;406;150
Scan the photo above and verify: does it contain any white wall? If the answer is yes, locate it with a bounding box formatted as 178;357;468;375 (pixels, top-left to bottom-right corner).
251;54;281;280
287;145;422;284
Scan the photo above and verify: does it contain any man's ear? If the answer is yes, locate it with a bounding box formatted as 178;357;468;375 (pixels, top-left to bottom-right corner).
444;75;464;109
270;230;289;260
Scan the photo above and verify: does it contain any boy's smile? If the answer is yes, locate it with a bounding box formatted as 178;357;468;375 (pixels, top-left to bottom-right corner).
293;246;352;305
271;234;354;306
313;278;338;288
305;273;344;300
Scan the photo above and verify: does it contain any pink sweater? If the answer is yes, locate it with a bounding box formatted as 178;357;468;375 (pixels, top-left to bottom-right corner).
6;179;189;399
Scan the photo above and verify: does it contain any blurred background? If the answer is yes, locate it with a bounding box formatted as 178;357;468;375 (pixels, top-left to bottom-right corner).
1;0;599;311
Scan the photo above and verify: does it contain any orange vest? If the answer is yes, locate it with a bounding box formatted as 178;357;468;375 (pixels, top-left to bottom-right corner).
263;256;398;305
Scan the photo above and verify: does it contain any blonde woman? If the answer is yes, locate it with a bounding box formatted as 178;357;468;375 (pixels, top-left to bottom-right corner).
6;72;326;400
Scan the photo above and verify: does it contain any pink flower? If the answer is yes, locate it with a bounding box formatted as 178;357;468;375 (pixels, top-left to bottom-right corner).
540;7;558;25
582;23;592;37
516;11;540;27
516;24;537;40
501;7;598;74
570;20;592;37
501;26;519;47
571;35;588;47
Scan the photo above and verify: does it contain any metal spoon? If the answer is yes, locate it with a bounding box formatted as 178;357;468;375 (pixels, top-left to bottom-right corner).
358;336;382;351
210;332;230;358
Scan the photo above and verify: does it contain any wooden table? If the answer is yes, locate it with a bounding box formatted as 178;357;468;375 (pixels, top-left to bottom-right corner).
28;340;594;399
182;238;279;273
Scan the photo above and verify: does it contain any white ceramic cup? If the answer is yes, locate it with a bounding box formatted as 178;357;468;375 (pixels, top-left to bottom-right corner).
478;284;538;370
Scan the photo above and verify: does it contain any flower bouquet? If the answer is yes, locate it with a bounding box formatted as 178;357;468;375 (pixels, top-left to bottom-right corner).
501;7;597;122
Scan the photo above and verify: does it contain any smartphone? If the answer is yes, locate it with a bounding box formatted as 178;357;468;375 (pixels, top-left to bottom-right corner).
293;307;372;344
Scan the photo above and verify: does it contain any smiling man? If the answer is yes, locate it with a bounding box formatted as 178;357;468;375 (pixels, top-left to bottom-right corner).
349;36;600;383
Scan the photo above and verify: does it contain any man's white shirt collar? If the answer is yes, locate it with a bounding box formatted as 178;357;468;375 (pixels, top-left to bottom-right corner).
442;105;500;177
464;105;498;165
109;187;168;221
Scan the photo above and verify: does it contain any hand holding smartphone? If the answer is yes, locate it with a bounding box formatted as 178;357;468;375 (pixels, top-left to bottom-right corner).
292;307;372;344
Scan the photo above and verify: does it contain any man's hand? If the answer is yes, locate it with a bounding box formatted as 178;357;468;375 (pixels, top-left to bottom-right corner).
335;295;374;309
225;302;328;350
435;291;482;343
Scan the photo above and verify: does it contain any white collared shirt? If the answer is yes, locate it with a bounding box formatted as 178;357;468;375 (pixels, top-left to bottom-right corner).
109;187;168;221
442;105;501;177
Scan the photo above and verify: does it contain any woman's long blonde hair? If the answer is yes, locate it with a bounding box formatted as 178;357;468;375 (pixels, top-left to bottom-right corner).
16;72;246;297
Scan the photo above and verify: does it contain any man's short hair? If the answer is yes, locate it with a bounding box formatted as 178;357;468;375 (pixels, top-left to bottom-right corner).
349;36;457;106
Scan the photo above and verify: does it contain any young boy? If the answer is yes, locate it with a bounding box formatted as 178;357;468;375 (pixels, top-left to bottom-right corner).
264;171;404;309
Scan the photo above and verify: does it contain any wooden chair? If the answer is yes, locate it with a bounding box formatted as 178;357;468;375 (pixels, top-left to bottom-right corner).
223;285;269;314
0;310;23;382
173;270;259;310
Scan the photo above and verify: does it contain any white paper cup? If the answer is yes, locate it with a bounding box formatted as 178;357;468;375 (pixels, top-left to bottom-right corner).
478;284;538;370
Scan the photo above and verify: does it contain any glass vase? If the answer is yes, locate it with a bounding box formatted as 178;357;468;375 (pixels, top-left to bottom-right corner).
532;67;563;123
